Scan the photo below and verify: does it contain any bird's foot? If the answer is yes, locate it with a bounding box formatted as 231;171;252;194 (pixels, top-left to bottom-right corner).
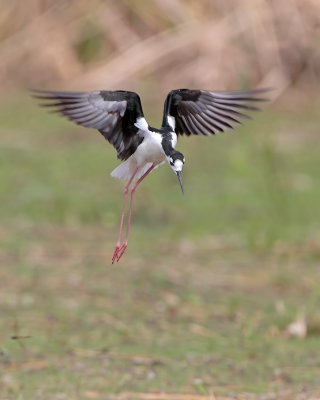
111;241;128;263
112;243;121;264
115;241;128;262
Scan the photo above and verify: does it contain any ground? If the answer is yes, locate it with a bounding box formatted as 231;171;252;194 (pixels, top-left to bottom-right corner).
0;96;320;399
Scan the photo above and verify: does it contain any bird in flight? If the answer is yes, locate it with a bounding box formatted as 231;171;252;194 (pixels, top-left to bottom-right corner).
33;87;268;263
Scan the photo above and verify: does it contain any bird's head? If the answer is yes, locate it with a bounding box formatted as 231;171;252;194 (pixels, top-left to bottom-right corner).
167;151;185;194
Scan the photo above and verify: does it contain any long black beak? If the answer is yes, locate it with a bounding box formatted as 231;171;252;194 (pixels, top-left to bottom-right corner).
176;171;184;195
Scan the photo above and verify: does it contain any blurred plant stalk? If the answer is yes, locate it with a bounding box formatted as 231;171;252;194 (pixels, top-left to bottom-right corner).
0;0;318;101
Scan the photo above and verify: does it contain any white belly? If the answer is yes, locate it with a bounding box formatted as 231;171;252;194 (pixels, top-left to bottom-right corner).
133;131;166;166
110;129;174;182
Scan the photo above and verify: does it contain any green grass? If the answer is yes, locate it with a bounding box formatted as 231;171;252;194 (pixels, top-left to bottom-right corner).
1;95;320;399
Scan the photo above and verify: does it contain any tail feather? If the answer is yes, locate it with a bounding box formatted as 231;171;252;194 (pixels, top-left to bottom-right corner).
111;160;155;182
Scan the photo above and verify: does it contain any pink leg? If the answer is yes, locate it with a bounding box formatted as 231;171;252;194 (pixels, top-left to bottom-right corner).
116;164;155;262
112;167;139;264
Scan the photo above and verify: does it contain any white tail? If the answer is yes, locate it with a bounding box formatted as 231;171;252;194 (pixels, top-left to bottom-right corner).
111;160;155;182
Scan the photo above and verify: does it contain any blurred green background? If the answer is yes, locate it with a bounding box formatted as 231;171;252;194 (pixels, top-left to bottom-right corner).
1;1;320;399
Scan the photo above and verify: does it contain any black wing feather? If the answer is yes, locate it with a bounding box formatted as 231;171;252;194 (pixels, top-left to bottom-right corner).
164;88;269;136
32;89;145;161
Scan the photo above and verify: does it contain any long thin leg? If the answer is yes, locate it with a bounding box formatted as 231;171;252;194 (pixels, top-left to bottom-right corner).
116;164;155;262
112;167;139;264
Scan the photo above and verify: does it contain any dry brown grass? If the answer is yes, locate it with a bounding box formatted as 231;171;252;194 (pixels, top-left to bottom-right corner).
1;0;319;100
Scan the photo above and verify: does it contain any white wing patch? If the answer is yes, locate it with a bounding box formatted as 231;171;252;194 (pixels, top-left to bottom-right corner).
167;115;176;130
134;117;149;131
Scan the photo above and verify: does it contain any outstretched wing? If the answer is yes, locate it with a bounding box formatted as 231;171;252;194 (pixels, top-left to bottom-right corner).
32;89;145;160
163;88;269;136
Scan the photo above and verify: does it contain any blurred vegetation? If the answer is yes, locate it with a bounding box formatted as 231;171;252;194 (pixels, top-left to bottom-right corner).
1;1;320;399
0;0;320;97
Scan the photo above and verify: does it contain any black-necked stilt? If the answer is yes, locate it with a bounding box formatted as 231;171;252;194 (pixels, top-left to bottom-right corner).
33;88;268;262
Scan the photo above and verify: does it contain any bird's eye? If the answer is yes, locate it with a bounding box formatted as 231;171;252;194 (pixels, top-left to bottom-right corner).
169;157;174;166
